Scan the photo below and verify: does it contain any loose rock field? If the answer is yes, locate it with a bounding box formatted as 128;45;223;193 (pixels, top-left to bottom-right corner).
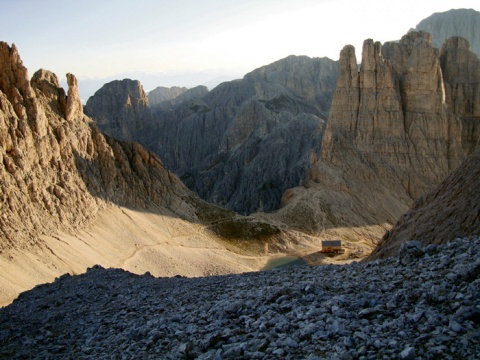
1;237;479;359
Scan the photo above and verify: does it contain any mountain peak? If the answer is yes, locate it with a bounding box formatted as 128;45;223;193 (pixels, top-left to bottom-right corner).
414;8;480;57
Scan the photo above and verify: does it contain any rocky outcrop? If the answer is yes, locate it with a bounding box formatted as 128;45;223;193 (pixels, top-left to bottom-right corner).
84;79;154;144
65;73;83;121
269;32;480;247
414;8;480;57
369;147;480;260
323;31;467;199
0;44;191;251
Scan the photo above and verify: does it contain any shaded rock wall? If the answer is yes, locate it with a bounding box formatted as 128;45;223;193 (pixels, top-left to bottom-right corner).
149;85;209;109
84;79;154;146
439;36;480;154
87;56;339;214
369;147;480;260
147;86;187;107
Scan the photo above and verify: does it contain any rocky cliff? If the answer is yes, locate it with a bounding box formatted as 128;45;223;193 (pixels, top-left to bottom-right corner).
83;79;155;146
439;36;480;154
369;147;480;260
0;42;213;247
414;8;480;57
153;56;338;214
87;55;339;214
322;31;469;200
268;32;480;249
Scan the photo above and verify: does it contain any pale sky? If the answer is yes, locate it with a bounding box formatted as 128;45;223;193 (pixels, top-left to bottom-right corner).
1;0;479;97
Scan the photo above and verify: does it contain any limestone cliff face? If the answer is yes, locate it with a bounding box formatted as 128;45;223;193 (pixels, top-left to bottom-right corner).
414;8;480;57
154;56;337;214
244;55;338;119
84;79;153;144
439;36;480;154
271;32;480;248
322;32;470;200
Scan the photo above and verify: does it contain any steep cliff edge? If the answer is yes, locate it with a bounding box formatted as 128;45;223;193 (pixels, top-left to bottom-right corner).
439;36;480;154
322;31;468;200
0;50;189;250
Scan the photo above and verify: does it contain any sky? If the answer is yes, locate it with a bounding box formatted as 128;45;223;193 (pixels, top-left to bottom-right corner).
0;0;479;99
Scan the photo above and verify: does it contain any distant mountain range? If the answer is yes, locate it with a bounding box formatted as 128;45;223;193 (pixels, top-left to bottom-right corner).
86;9;480;217
61;70;242;104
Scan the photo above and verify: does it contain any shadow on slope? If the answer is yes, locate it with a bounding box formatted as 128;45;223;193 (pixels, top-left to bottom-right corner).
369;147;480;260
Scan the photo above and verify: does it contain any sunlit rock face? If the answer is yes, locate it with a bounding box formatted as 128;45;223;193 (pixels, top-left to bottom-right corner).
0;41;216;251
273;32;480;247
321;32;475;200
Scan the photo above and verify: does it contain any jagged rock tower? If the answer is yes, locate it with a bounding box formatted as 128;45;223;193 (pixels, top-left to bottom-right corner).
274;32;480;246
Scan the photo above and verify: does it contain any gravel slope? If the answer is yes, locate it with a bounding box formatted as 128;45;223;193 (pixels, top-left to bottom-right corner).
1;237;479;359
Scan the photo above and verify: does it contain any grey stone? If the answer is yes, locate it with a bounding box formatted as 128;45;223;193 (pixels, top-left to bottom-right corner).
399;346;415;360
1;237;480;359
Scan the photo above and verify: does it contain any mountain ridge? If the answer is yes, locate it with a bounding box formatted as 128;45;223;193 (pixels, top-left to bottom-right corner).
86;55;339;215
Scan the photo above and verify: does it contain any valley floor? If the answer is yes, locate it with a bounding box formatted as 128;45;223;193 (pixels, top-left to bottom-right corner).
0;204;354;307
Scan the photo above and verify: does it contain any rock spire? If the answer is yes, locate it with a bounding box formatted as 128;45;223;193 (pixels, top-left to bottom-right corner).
322;31;469;200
